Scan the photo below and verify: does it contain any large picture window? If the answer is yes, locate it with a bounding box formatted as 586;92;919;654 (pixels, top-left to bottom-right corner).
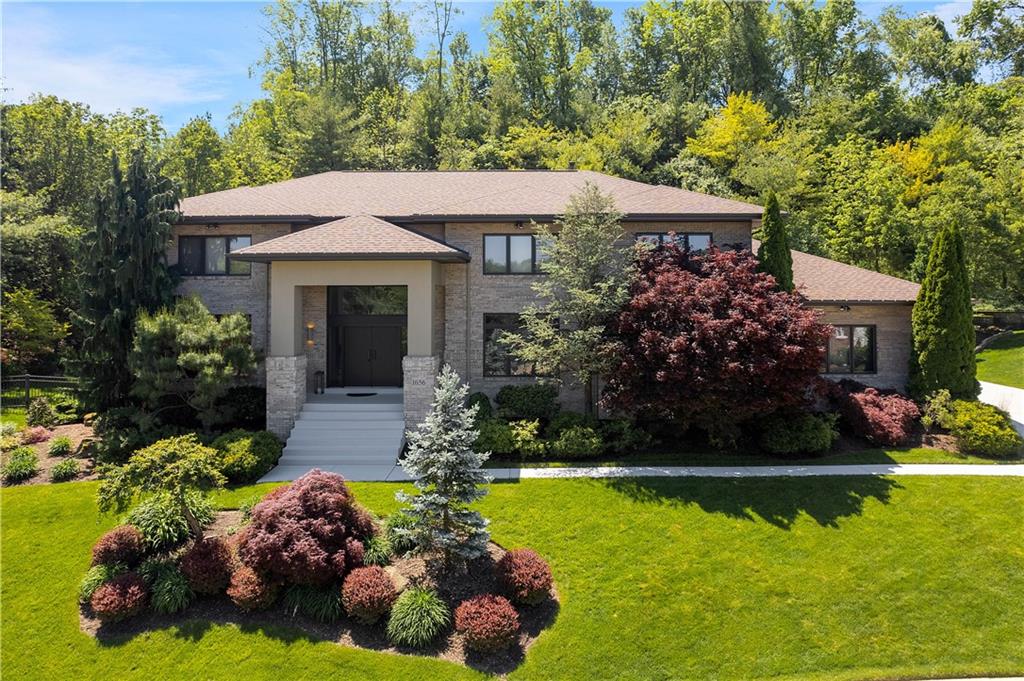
635;232;712;252
483;235;546;274
824;325;876;374
483;314;537;377
178;235;252;276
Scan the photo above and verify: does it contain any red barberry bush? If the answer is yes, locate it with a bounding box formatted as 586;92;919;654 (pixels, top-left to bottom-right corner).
497;549;553;605
237;469;376;585
831;380;920;446
603;246;830;447
227;566;278;611
179;537;234;594
90;573;148;622
454;594;520;652
92;525;145;566
341;566;397;624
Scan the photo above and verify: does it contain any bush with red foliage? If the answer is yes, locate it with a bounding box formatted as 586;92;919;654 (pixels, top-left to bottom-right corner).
602;246;830;447
90;573;148;622
829;379;921;446
91;525;145;566
179;537;234;594
454;594;520;652
341;566;397;624
227;566;278;611
237;469;376;585
497;549;553;605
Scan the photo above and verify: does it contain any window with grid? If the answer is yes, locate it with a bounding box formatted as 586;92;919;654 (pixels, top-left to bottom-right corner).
824;325;877;374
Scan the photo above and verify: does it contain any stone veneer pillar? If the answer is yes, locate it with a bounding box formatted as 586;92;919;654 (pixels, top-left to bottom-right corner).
402;355;441;431
266;355;307;439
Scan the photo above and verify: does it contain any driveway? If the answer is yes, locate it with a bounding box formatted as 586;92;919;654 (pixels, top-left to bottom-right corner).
980;381;1024;436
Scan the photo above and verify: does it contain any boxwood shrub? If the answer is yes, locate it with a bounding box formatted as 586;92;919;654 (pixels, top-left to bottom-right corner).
474;418;515;456
466;392;493;422
283;583;344;623
495;384;559;421
948;400;1023;458
212;430;283;483
758;412;839;456
546;411;596;438
550;425;604;460
387;587;450;648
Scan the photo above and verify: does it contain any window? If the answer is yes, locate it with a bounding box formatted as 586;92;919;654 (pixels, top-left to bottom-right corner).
635;232;713;252
824;325;876;374
483;314;537;377
483;235;545;274
178;235;252;275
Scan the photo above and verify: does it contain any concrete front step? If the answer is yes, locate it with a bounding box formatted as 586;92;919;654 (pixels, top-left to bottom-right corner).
259;464;399;482
302;402;403;412
283;441;403;453
298;411;404;421
280;454;399;465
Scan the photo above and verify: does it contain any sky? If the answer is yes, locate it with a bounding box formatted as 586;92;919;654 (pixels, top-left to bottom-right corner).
1;1;974;134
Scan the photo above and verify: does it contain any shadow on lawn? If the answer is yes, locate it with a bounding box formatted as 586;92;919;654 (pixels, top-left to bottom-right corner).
600;475;902;529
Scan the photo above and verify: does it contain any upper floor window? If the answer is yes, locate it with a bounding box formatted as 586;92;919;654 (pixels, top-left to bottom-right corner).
635;232;713;252
483;234;547;274
178;235;252;276
824;325;876;374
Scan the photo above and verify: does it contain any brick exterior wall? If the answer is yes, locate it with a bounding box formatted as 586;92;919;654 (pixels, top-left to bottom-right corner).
816;303;914;391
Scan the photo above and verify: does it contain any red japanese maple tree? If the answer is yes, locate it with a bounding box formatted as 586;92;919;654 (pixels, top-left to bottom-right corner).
601;245;830;447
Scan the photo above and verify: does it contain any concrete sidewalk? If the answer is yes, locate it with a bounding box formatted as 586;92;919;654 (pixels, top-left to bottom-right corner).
979;380;1024;437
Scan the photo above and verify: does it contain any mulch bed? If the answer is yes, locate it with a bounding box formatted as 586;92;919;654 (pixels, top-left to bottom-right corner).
79;512;559;675
3;423;96;486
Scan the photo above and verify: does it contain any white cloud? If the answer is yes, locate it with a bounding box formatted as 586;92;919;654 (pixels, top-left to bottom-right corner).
927;1;972;32
0;6;229;112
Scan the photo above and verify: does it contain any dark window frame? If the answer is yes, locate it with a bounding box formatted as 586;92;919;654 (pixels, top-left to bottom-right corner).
482;313;540;377
482;234;545;275
178;235;252;276
823;324;878;375
635;232;714;251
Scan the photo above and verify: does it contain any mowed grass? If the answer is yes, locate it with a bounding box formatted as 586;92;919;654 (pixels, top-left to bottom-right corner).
977;330;1024;389
3;477;1024;681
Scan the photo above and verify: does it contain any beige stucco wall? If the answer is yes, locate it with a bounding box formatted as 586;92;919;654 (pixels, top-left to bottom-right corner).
816;302;914;391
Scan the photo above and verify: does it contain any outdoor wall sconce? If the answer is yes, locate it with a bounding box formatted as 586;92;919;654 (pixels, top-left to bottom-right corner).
305;322;315;346
839;305;851;312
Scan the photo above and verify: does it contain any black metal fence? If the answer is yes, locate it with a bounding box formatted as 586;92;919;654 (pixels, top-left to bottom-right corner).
0;375;80;410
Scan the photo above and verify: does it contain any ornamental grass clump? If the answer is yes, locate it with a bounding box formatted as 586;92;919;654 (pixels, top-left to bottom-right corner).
89;573;148;622
179;536;234;594
79;563;128;603
50;457;80;482
143;561;194;615
91;525;144;567
227;566;278;611
454;594;520;652
126;491;215;550
497;549;553;605
341;566;397;624
387;587;450;648
283;584;344;623
237;469;375;585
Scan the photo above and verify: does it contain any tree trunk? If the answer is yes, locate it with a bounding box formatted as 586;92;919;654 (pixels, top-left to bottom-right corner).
181;497;204;544
584;373;596;418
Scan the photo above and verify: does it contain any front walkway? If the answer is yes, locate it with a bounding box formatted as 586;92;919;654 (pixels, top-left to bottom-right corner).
979;380;1024;436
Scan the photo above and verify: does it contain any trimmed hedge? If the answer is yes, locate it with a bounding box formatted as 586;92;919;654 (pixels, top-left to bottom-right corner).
758;412;838;456
495;384;559;420
550;425;603;460
474;418;516;456
212;430;283;484
948;400;1023;458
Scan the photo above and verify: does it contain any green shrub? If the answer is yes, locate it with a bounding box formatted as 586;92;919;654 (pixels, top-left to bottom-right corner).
758;413;839;456
150;564;194;614
550;425;604;460
0;423;16;438
546;411;596;438
50;457;79;482
283;584;344;623
600;419;653;455
237;493;263;524
126;491;215;550
26;397;57;428
363;533;393;566
2;447;39;483
219;385;266;430
48;392;82;424
948;400;1023;458
211;430;283;483
79;563;127;603
921;389;954;432
510;419;546;458
474;418;516;456
387;587;450;648
384;511;417;557
466;392;493;422
495;384;559;420
47;436;73;457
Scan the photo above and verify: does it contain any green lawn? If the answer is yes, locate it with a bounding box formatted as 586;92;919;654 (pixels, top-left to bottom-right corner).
1;407;27;429
4;478;1023;680
977;330;1024;389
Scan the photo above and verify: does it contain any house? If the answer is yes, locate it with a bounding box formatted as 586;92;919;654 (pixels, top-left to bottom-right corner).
175;170;919;469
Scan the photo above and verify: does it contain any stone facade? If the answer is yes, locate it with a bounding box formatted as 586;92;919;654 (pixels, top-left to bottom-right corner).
816;303;914;391
266;355;307;438
301;286;328;390
402;355;441;429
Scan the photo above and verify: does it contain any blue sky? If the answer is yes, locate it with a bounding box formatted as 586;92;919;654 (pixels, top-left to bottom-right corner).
2;1;972;133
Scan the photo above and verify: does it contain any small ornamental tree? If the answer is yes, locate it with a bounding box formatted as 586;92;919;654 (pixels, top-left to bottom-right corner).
129;296;257;431
909;221;977;399
756;190;794;291
602;246;831;447
395;365;491;567
97;435;225;543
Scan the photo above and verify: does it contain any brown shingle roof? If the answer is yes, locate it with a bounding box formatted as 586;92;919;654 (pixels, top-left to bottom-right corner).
231;215;469;262
181;170;763;222
752;240;919;303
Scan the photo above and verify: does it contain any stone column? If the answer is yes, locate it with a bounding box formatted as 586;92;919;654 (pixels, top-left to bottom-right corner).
402;355;441;431
266;355;307;439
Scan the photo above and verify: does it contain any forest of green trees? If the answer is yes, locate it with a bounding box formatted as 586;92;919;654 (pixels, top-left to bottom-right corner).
2;0;1022;361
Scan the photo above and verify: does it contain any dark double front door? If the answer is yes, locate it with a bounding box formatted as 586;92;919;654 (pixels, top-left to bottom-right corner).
326;286;407;387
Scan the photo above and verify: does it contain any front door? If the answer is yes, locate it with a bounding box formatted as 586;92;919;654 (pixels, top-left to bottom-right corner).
326;286;407;387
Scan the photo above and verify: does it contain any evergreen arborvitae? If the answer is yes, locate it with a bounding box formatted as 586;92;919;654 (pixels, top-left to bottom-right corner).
756;191;793;291
909;222;977;399
75;149;180;411
396;365;491;567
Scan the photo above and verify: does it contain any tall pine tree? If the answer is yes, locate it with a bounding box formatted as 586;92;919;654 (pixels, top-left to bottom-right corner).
756;191;793;291
909;222;977;399
75;149;179;411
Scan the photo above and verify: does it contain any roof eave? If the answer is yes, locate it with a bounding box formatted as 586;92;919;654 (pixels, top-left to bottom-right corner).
807;299;917;305
231;252;470;263
179;211;763;225
178;214;317;225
